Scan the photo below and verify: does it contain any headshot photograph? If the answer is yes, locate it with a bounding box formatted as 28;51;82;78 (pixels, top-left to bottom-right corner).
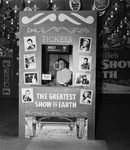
78;56;92;71
24;54;36;69
24;36;37;51
75;73;90;86
80;89;93;105
21;88;34;103
24;72;39;85
78;37;92;52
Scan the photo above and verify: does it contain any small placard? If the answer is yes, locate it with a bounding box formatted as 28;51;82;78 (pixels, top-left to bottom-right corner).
42;74;51;80
46;45;70;53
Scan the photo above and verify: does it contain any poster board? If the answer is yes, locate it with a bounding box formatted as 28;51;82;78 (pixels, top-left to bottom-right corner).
19;11;96;139
97;45;130;93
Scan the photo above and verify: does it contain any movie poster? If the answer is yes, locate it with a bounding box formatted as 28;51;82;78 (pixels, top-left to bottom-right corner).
97;45;130;93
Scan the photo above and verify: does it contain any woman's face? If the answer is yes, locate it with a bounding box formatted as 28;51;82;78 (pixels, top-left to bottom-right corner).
84;92;88;97
25;90;30;96
83;40;89;47
59;60;65;70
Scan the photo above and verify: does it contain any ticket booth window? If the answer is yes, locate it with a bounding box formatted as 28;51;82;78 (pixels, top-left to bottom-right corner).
42;45;73;86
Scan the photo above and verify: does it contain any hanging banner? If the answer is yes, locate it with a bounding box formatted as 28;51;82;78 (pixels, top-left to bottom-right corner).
97;45;130;93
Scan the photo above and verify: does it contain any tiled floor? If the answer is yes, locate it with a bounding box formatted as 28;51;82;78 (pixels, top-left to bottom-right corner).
0;95;130;150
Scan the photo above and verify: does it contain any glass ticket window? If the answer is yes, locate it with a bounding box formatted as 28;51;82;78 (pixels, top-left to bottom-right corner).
42;45;73;86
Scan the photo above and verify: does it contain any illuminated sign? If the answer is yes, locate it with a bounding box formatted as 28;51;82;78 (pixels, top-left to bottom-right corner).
45;45;70;53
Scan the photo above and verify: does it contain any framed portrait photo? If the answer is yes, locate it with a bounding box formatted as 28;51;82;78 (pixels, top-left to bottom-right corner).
75;73;91;86
78;55;92;71
24;36;37;52
78;37;92;53
79;89;93;105
24;54;36;70
21;88;34;103
24;72;39;85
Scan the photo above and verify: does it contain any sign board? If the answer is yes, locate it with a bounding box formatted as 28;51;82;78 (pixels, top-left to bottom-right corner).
97;45;130;93
19;11;96;139
45;45;70;53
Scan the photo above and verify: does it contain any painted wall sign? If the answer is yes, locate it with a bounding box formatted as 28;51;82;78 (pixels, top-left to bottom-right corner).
97;45;130;93
35;92;77;108
42;36;73;43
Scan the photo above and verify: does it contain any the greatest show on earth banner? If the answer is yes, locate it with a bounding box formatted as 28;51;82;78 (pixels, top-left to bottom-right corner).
97;45;130;94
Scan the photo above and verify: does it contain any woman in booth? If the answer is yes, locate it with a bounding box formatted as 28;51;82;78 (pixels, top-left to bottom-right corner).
55;58;72;86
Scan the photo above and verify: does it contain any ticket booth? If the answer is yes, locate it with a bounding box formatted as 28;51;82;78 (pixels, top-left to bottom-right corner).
19;11;96;140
